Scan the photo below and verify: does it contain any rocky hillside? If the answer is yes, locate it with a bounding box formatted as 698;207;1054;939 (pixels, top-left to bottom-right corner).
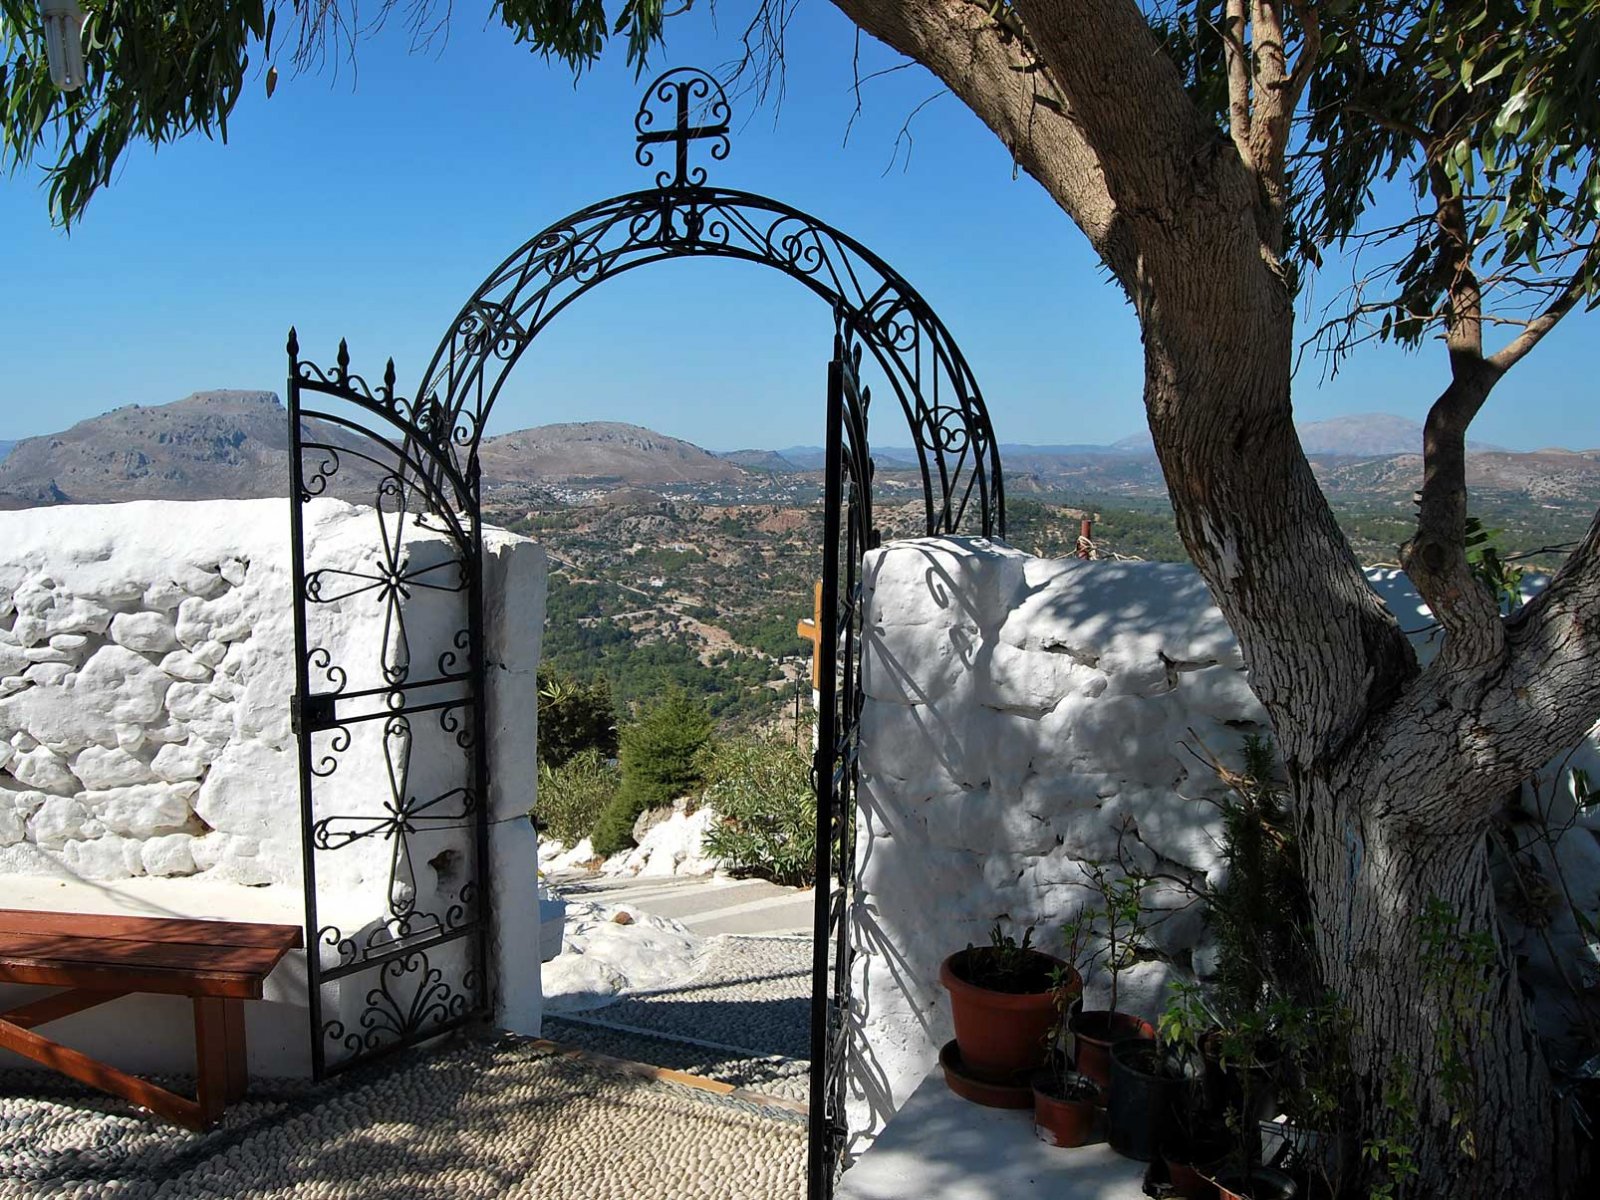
0;397;753;505
0;392;292;504
475;422;749;485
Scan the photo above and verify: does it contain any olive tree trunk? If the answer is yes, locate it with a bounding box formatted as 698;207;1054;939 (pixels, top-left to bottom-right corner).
828;0;1600;1192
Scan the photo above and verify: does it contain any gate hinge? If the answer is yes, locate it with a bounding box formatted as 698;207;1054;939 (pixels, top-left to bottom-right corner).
291;692;338;735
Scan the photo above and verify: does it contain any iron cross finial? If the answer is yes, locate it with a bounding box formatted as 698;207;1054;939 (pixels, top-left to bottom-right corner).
635;67;732;188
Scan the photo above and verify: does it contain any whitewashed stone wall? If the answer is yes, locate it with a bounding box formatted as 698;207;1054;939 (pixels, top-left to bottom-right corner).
848;538;1600;1150
1;500;309;883
1;498;549;1071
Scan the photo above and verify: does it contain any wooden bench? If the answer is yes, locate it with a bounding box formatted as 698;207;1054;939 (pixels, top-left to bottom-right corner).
0;908;304;1130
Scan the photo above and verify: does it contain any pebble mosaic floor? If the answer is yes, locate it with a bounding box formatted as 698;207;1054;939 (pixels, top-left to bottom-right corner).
0;1033;806;1199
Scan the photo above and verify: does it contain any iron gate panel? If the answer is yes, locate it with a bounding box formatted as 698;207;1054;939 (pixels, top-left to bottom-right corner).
287;336;491;1079
808;326;877;1198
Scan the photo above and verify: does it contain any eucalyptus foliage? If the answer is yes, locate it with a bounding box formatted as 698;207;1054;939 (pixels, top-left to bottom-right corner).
0;0;669;225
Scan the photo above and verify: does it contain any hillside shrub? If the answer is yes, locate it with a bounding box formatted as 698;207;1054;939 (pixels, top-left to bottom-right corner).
590;691;714;857
537;666;618;768
533;749;620;847
702;730;816;886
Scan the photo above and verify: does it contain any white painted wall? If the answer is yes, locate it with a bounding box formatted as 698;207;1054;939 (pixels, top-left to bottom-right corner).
0;498;548;1075
847;538;1600;1152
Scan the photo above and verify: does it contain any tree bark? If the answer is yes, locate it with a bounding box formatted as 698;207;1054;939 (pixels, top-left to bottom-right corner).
828;0;1600;1192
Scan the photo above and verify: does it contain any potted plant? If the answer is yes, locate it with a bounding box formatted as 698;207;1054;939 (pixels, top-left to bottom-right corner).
940;924;1080;1086
1107;1036;1190;1161
1211;1166;1300;1200
1068;865;1156;1093
1158;983;1236;1196
1031;962;1100;1147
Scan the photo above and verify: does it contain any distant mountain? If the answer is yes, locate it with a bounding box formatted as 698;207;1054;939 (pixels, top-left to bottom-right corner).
0;440;15;463
475;422;749;486
717;449;802;474
1109;413;1503;457
1298;413;1503;456
0;391;293;505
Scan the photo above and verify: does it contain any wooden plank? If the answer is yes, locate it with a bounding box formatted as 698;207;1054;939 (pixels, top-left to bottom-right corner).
0;930;293;977
0;1016;206;1130
0;909;303;951
0;987;128;1029
0;958;266;999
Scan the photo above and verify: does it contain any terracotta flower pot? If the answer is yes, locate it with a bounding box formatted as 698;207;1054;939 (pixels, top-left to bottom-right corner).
1161;1131;1233;1200
1213;1167;1299;1200
1032;1070;1099;1147
940;948;1078;1083
1068;1008;1155;1097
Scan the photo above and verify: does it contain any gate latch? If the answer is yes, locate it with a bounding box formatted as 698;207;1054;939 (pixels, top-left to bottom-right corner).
291;692;338;734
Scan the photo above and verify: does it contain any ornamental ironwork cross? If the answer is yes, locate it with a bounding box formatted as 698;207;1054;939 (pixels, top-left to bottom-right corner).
796;580;825;690
635;72;731;187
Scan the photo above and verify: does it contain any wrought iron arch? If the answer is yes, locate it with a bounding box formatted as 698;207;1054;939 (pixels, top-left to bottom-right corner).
415;69;1004;542
287;66;1004;1200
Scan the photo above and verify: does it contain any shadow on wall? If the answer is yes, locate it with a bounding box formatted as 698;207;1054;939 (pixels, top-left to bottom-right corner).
846;537;1274;1153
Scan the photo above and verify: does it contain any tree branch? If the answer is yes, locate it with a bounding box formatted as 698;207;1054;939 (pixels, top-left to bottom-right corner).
1224;0;1253;171
1488;271;1593;373
827;0;1124;249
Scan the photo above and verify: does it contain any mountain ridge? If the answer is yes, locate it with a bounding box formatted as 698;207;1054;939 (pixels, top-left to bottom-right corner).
1;393;1591;510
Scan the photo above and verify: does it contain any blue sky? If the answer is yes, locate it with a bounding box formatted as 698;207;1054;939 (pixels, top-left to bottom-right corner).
1;4;1595;451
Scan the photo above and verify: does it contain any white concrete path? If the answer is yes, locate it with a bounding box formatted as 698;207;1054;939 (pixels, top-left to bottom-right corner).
838;1066;1147;1200
544;871;814;937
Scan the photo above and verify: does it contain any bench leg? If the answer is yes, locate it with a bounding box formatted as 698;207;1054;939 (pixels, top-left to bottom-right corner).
222;998;248;1102
0;1012;208;1130
193;997;231;1126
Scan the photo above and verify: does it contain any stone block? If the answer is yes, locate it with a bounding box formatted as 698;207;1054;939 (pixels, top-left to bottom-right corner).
150;739;211;782
0;644;27;676
158;650;213;682
193;740;296;844
87;782;197;837
62;833;142;881
8;745;78;793
28;795;94;845
142;833;198;877
76;644;173;725
71;745;156;790
109;611;181;654
23;663;73;687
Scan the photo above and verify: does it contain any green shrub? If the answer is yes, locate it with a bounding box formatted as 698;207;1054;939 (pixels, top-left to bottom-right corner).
537;666;618;768
701;730;816;885
533;748;620;847
591;691;714;857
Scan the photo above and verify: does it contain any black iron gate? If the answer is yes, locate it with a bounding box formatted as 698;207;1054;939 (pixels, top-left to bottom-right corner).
808;327;876;1195
286;65;1003;1194
287;338;490;1078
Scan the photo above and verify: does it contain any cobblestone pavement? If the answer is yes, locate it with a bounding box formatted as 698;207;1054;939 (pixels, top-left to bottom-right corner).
0;1032;805;1200
544;931;813;1103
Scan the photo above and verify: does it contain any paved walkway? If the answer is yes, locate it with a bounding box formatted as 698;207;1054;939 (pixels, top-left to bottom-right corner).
543;871;816;1103
0;1032;806;1199
546;872;814;937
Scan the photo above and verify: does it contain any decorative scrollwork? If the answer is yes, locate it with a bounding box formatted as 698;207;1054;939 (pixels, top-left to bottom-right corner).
308;724;351;778
634;67;731;188
299;445;342;498
305;646;347;694
437;627;472;676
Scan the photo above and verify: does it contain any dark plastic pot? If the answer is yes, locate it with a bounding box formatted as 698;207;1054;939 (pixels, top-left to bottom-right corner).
940;949;1078;1083
1031;1069;1099;1148
1213;1166;1299;1200
1106;1037;1182;1162
1070;1008;1155;1097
